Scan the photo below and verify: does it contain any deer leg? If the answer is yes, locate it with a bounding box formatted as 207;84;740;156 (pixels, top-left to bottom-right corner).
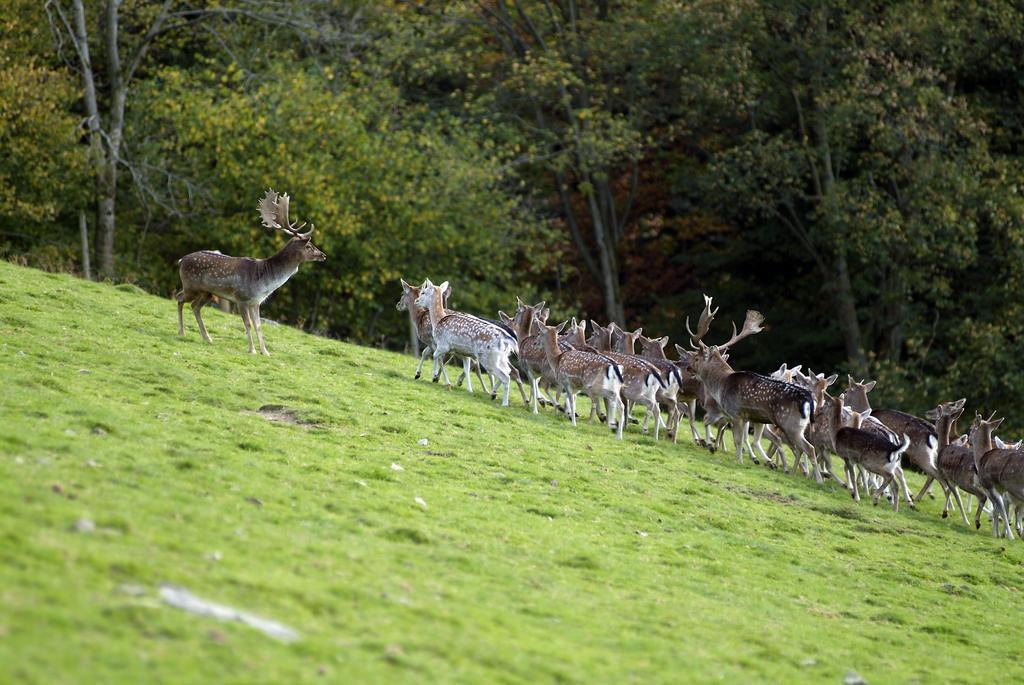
870;474;894;506
650;401;661;440
894;467;914;509
251;306;270;355
568;392;578;426
462;357;474;393
238;304;255;353
748;424;769;466
176;291;187;336
414;345;433;379
948;486;970;525
846;462;859;500
730;421;744;463
795;436;822;484
509;367;530;406
191;293;214;344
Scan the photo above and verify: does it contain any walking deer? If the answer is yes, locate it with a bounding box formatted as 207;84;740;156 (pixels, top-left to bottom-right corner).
844;376;945;502
396;278;455;380
176;189;325;355
587;321;664;439
969;413;1023;539
830;393;914;509
613;326;683;443
925;399;981;526
539;323;626;438
688;298;823;480
415;279;517;406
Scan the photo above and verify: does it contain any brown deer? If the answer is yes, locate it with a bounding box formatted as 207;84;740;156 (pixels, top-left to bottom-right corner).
502;299;566;414
830;393;914;509
925;399;980;526
539;323;626;438
176;189;325;355
969;413;1022;539
689;302;823;480
843;376;945;503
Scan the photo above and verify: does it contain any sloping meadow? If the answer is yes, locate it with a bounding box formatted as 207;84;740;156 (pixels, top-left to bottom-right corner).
0;262;1021;684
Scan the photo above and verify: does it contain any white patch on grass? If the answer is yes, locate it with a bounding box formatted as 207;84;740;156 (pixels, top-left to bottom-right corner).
159;584;299;643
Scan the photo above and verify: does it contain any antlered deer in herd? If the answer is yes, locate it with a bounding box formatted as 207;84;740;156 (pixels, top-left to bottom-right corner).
176;189;325;355
689;298;825;481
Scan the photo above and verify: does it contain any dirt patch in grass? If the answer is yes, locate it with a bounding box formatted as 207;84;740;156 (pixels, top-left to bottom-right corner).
245;404;320;429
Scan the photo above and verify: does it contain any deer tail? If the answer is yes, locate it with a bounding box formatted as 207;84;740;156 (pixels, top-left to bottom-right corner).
607;364;624;384
891;433;912;463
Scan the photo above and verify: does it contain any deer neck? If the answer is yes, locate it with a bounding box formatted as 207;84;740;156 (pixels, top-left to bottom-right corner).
697;355;733;393
541;331;562;374
423;287;446;331
972;429;993;461
935;414;953;449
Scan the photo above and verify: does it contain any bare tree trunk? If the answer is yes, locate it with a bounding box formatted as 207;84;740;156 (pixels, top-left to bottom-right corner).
834;250;866;374
78;210;91;280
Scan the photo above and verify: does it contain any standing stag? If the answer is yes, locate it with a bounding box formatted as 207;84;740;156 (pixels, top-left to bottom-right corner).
176;189;325;355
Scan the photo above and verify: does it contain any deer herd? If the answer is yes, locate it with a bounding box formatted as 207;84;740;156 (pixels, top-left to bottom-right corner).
174;189;1024;542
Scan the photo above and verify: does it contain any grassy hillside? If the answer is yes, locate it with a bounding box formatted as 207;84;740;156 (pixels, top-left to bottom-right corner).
0;261;1021;684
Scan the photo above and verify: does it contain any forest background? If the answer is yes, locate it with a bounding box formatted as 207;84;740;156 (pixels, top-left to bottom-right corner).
4;0;1024;427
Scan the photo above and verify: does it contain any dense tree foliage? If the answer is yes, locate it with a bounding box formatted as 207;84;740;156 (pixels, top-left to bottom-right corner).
5;0;1024;426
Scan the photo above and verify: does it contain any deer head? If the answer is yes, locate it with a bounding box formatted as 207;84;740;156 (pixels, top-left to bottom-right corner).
969;411;1004;460
844;376;877;413
258;189;326;262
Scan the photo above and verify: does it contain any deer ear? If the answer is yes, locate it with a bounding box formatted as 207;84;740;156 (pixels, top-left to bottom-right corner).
846;374;854;387
860;409;872;419
791;364;802;374
555;320;567;334
825;374;838;386
516;296;525;308
535;300;546;310
633;328;643;337
864;380;877;392
955;398;967;409
498;311;512;325
570;316;578;328
590;320;601;332
779;363;788;373
658;336;669;347
540;308;550;322
994;417;1006;429
437;280;449;293
401;278;412;291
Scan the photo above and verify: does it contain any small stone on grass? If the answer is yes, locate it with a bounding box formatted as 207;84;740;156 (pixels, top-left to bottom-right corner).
417;438;429;446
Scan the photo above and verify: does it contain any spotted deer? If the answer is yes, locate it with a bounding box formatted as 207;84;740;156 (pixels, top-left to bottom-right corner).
674;343;728;451
969;413;1023;539
176;189;325;355
502;299;566;414
611;326;683;443
397;279;455;380
830;393;914;509
587;322;664;439
414;279;517;406
689;302;823;480
539;324;626;438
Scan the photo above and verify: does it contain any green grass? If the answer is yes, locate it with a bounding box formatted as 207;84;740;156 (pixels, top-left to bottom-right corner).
0;261;1021;684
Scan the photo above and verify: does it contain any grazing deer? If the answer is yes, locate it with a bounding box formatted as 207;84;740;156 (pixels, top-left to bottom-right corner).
925;399;981;526
176;189;325;355
831;394;914;509
539;323;626;438
414;279;517;406
587;322;665;439
969;413;1022;539
688;299;822;480
613;327;684;443
843;377;945;502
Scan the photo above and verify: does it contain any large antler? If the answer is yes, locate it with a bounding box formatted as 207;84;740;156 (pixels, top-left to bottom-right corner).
686;294;719;348
719;310;765;350
258;189;314;239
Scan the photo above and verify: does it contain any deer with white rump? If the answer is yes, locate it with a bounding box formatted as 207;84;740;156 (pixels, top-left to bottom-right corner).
414;279;517;406
176;189;325;355
539;323;626;439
